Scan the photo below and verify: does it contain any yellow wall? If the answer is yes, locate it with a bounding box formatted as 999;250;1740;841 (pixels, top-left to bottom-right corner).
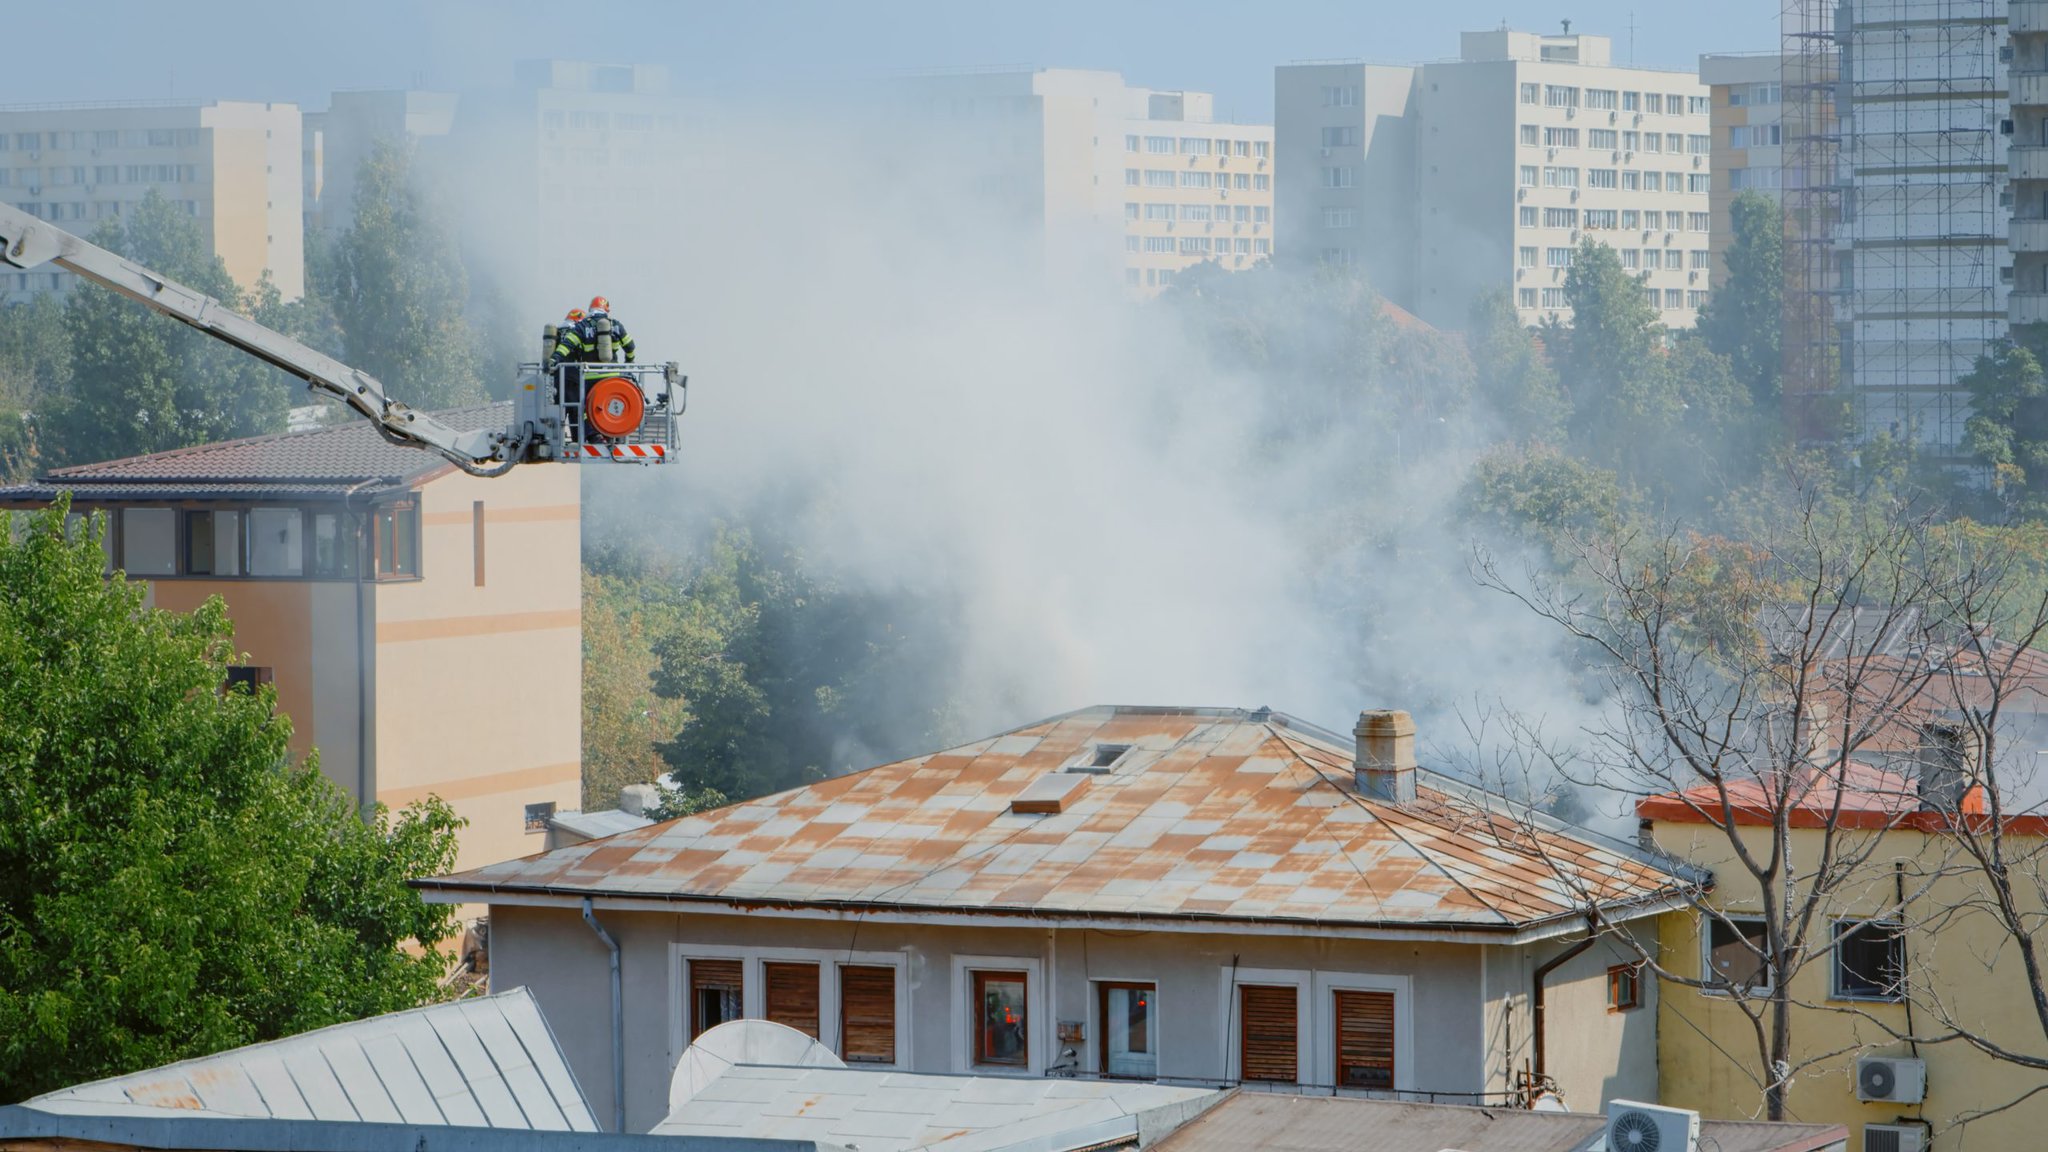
1650;819;2048;1148
148;578;320;761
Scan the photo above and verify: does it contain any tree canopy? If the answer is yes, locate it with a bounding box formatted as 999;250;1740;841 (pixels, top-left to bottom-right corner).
1697;190;1784;408
0;501;462;1101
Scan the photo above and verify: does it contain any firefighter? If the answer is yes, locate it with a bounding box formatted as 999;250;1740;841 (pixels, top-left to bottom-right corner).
586;296;636;364
549;308;589;368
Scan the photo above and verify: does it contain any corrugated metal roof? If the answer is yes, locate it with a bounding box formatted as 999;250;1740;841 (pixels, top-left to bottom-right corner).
1147;1094;1847;1152
420;707;1695;934
27;986;598;1132
550;809;657;841
0;404;509;503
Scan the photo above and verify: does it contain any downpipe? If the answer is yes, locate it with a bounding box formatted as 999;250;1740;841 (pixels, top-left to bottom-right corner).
1532;915;1601;1081
582;897;625;1133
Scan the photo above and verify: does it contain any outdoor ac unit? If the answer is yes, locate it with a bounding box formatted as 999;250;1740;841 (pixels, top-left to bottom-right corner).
1566;106;1577;119
1855;1056;1926;1104
1862;1124;1926;1152
1610;111;1618;124
1606;1100;1699;1152
1320;148;1331;158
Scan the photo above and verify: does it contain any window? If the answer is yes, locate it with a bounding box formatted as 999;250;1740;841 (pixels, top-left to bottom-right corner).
1518;287;1538;308
224;665;273;695
1322;207;1356;228
1519;205;1539;227
1322;85;1361;107
1518;164;1539;188
1586;88;1618;110
1143;170;1174;187
372;504;417;578
1544;85;1579;108
1620;248;1640;269
1321;126;1357;147
1180;170;1212;188
1541;287;1567;307
1180;203;1212;222
1623;91;1641;111
1239;985;1297;1082
1179;137;1210;156
1124;202;1140;222
1688;134;1711;155
1234;238;1250;254
1664;134;1682;152
1252;173;1269;191
1099;982;1156;1078
1666;170;1684;192
14;133;39;151
1543;207;1577;228
524;801;556;832
1253;206;1270;224
763;961;821;1037
1146;136;1173;154
1144;203;1174;221
1254;141;1269;159
1233;172;1250;189
1520;124;1540;146
1543;166;1578;188
841;965;897;1063
1124;268;1140;286
1124;168;1139;186
1689;95;1711;114
1519;246;1539;268
184;510;241;576
689;959;744;1040
1520;82;1541;105
1688;289;1707;308
119;507;175;576
1622;130;1640;151
1235;140;1250;157
1622;170;1641;190
1234;205;1250;222
1123;236;1140;253
1587;168;1617;189
1621;209;1640;229
1546;247;1573;268
1142;236;1173;254
1664;288;1684;308
1643;93;1663;114
1687;173;1711;193
1644;171;1662;192
1642;249;1662;269
1124;134;1139;152
309;511;358;578
1253;238;1270;255
1179;237;1210;255
1585;209;1618;229
248;508;303;577
1544;127;1578;148
1644;210;1663;230
1641;133;1661;154
1334;990;1395;1090
1603;964;1643;1011
973;970;1028;1066
1691;250;1711;269
1589;128;1618;149
1833;921;1905;1000
1320;166;1354;188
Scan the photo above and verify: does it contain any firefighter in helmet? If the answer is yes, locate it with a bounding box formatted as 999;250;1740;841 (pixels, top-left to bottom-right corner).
585;296;636;364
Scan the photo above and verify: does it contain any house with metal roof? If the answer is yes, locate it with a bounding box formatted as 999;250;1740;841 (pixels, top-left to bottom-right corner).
417;705;1702;1133
0;405;584;875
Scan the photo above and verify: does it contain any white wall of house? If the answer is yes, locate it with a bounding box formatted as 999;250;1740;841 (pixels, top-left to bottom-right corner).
489;904;1658;1133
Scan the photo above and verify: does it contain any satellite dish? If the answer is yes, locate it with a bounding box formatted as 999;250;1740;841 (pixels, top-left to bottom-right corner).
668;1019;843;1114
1531;1090;1569;1112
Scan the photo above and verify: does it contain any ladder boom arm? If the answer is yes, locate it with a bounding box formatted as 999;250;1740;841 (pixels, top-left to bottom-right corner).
0;201;511;472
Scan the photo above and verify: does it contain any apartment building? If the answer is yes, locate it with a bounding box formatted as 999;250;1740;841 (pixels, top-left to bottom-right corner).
0;100;303;302
2011;3;2048;330
1278;30;1712;331
894;69;1274;295
0;406;582;876
1700;55;1786;290
304;89;459;235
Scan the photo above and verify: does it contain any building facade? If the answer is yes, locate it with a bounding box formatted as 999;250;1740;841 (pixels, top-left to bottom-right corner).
421;706;1692;1133
1278;30;1712;331
303;89;459;235
1700;54;1786;291
0;407;582;875
0;100;304;302
2010;1;2048;330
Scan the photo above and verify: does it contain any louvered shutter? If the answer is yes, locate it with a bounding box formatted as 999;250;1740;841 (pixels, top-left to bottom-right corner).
1335;989;1395;1090
689;959;743;1041
764;962;820;1038
1239;985;1297;1083
839;966;897;1064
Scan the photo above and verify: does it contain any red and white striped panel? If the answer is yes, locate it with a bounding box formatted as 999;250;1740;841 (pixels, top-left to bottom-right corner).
579;444;666;460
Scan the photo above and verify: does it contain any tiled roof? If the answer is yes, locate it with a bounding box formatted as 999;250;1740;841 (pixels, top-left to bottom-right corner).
419;707;1696;936
0;404;508;503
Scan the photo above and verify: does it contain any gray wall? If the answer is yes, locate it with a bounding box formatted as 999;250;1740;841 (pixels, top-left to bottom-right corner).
1413;59;1520;329
1274;63;1418;304
490;904;1659;1133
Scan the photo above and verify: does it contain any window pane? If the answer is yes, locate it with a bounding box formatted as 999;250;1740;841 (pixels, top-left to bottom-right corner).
212;511;241;576
1239;985;1296;1082
840;966;896;1064
185;511;215;575
764;962;820;1038
689;959;743;1041
1335;990;1395;1090
248;508;303;576
311;511;357;577
1835;922;1905;999
121;507;176;576
1708;917;1770;991
974;971;1028;1066
1102;983;1156;1078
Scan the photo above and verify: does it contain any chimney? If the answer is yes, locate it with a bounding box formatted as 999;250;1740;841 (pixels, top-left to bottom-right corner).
1916;723;1975;812
1354;710;1418;803
618;783;658;818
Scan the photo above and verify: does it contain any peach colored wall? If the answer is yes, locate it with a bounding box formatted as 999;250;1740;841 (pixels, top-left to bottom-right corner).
148;579;320;760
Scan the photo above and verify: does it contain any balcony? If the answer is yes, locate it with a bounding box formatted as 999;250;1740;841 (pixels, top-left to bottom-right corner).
2017;147;2048;181
2017;71;2048;107
2013;292;2048;325
2015;0;2048;33
2014;218;2048;252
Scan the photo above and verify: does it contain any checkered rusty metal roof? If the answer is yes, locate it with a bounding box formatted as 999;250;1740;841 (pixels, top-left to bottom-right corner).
25;987;598;1131
0;404;508;504
419;707;1695;935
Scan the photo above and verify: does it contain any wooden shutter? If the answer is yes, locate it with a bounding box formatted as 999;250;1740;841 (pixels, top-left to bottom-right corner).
1239;985;1297;1083
689;959;743;1040
839;966;896;1064
764;962;820;1038
1335;989;1395;1090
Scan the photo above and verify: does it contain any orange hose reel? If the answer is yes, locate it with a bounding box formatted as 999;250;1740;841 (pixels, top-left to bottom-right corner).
584;376;645;438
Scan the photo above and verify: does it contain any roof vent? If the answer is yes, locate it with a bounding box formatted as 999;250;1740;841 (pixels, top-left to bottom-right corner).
1012;773;1091;815
1067;743;1131;774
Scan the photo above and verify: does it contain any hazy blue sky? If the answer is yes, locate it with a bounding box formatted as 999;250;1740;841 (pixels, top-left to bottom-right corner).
9;1;1781;121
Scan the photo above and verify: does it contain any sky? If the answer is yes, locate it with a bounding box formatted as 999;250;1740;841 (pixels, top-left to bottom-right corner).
7;0;1783;120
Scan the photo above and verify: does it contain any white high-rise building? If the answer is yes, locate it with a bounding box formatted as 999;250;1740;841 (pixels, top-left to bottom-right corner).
1278;30;1712;330
303;90;459;235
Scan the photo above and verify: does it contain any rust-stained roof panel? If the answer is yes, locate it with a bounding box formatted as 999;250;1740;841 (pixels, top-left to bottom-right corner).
421;707;1692;931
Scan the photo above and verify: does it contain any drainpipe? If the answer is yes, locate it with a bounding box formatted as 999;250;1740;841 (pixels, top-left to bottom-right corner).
1531;915;1601;1081
582;897;624;1133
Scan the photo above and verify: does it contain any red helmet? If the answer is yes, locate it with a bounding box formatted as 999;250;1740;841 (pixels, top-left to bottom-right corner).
566;308;586;322
588;295;611;315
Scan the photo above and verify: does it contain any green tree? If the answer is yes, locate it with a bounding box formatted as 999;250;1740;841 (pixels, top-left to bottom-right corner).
1461;442;1631;548
1466;289;1566;439
38;192;293;466
0;501;463;1100
1555;239;1664;448
582;569;693;810
1696;191;1784;410
324;141;485;410
1960;337;2048;514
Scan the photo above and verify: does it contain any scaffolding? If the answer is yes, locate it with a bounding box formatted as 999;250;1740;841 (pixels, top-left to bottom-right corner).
1787;0;2010;456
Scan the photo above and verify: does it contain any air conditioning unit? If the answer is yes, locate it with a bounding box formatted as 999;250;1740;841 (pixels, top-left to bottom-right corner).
1855;1056;1926;1104
1566;106;1577;119
1606;1100;1699;1152
1320;147;1331;158
1610;111;1618;124
1862;1124;1926;1152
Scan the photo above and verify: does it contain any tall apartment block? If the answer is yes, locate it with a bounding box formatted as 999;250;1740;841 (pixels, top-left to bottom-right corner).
0;101;303;302
2011;3;2048;328
304;89;458;235
1278;30;1712;331
892;69;1274;295
1700;55;1786;291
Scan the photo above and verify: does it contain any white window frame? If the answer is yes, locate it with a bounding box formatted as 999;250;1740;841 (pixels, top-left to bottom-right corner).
667;942;913;1071
952;953;1044;1076
1314;970;1414;1094
1218;966;1310;1084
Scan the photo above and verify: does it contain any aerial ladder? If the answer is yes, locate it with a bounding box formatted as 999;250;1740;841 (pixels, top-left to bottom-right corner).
0;201;683;475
